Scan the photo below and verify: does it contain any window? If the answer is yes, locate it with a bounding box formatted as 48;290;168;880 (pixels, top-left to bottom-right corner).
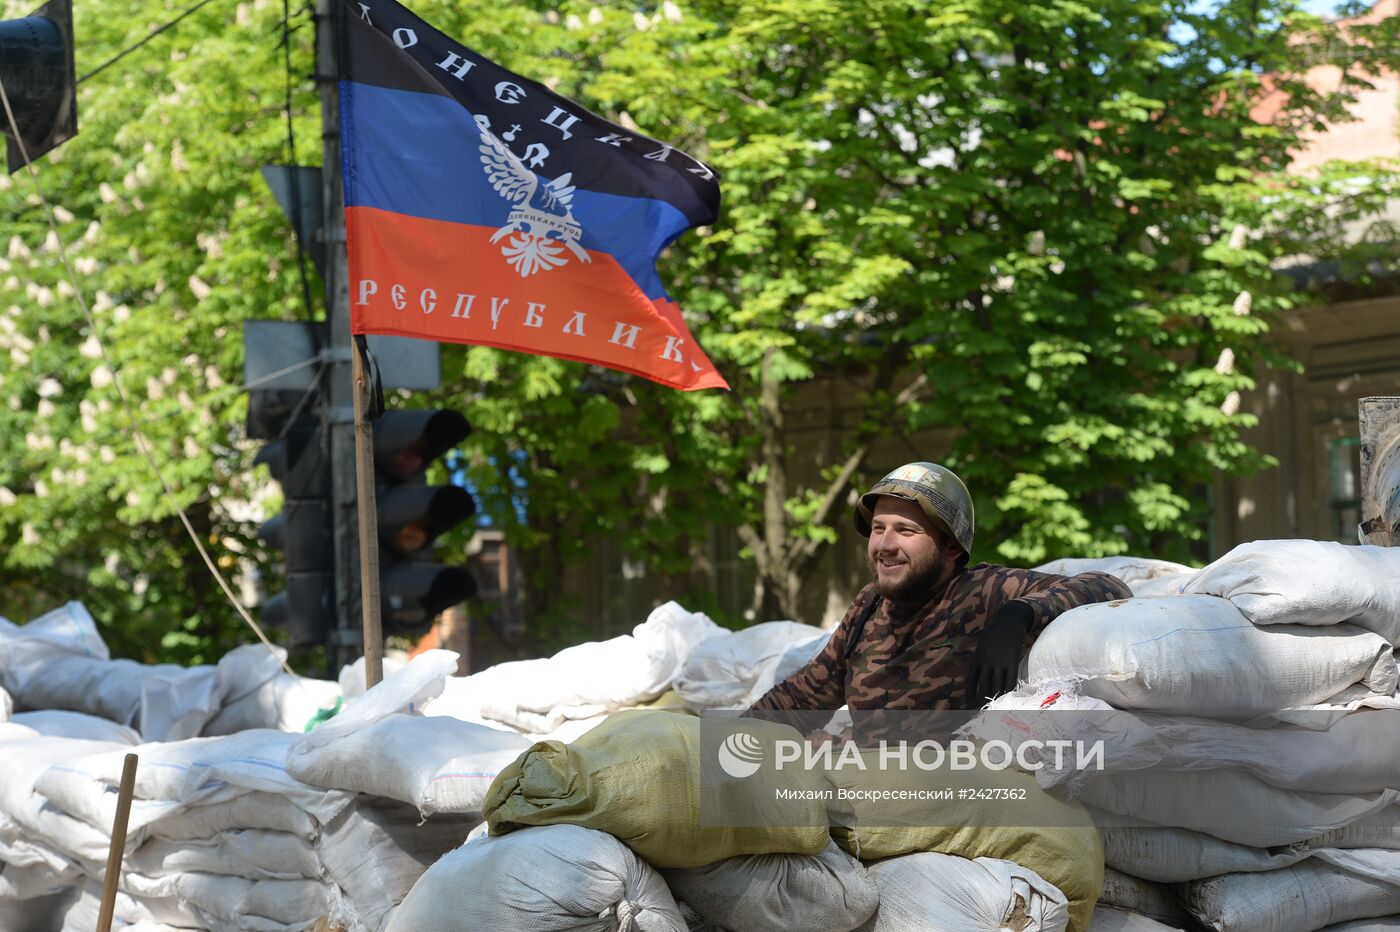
1329;436;1362;544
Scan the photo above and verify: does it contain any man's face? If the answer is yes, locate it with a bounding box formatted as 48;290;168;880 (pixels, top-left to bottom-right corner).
867;495;956;601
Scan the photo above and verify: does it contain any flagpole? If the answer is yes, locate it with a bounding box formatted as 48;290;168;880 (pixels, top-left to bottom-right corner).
352;336;384;689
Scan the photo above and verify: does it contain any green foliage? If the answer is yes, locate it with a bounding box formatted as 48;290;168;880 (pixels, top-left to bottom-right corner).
0;0;320;661
0;0;1395;657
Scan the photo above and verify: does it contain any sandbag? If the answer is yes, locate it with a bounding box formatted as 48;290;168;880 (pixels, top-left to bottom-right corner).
146;791;320;843
386;825;686;932
0;736;128;864
1305;805;1400;850
673;621;827;710
484;710;829;868
11;710;141;745
826;756;1103;932
1181;862;1400;932
0;858;79;899
1101;820;1319;883
1080;768;1400;848
662;840;877;932
288;713;528;816
1321;921;1400;931
1086;906;1185;931
1027;596;1397;718
1180;540;1400;643
854;852;1070;932
317;796;480;932
1;888;77;932
0;685;10;721
1032;557;1194;597
125;870;331;930
1098;867;1193;927
126;830;320;882
203;672;341;735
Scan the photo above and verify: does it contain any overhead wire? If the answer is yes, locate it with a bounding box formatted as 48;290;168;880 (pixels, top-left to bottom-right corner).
77;0;228;86
0;75;298;680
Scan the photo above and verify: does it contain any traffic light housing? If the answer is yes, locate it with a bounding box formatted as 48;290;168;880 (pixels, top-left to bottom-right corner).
254;397;335;649
0;0;76;172
373;409;477;636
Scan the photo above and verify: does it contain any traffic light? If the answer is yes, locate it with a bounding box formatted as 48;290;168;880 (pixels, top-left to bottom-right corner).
0;0;77;172
373;409;477;636
253;395;335;648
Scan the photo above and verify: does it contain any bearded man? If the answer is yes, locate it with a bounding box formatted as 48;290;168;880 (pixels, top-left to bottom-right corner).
748;462;1131;713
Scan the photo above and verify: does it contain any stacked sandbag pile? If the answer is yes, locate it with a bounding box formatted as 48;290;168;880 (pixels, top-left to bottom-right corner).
0;602;321;742
423;601;725;740
998;540;1400;932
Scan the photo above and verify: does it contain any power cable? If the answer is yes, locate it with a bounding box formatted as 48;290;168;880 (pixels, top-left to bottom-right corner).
77;0;227;86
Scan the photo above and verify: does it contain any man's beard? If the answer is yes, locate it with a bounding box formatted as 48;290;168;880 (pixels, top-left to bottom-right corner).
869;552;947;603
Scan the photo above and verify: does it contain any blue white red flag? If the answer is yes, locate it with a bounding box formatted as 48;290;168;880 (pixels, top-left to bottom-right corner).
339;0;728;391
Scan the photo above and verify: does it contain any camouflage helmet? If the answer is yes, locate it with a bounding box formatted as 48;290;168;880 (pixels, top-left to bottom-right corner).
854;462;975;559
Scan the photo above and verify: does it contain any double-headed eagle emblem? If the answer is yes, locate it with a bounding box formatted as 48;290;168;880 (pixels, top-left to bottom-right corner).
479;130;590;278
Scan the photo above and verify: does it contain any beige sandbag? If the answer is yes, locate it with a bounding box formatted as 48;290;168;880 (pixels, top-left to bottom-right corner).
484;710;829;868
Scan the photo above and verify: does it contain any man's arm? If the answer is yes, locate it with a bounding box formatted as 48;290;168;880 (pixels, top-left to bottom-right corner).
1008;569;1133;637
747;586;876;712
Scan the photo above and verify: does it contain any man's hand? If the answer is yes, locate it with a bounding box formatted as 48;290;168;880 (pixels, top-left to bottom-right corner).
965;600;1034;706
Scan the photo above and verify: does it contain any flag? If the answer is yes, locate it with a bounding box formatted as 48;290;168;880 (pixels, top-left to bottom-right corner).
338;0;728;391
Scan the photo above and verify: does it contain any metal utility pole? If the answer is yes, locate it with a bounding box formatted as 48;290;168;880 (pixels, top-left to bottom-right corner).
315;0;362;673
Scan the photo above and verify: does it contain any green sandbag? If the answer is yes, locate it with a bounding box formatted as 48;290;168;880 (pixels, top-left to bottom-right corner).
483;709;831;869
827;755;1104;932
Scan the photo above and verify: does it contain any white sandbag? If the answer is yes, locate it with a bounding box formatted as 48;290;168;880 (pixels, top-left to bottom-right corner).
292;649;459;752
854;852;1070;932
338;655;406;700
662;840;878;932
1033;557;1194;596
1182;861;1400;932
36;730;353;826
1097;868;1193;927
288;712;528;815
0;685;10;721
12;710;140;745
4;888;79;932
1306;806;1400;850
973;697;1400;796
1081;768;1400;848
673;621;826;710
386;824;685;932
1101;820;1316;883
1181;540;1400;644
0;736;129;863
203;672;342;735
0;858;79;899
1087;906;1184;931
1321;921;1400;931
146;791;319;843
440;603;724;732
126;870;331;930
317;796;480;932
126;829;320;881
1027;596;1398;718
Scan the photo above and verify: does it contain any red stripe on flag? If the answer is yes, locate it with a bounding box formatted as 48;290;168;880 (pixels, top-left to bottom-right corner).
346;206;728;392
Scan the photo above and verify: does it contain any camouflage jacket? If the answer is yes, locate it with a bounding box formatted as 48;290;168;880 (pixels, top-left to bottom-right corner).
749;564;1131;712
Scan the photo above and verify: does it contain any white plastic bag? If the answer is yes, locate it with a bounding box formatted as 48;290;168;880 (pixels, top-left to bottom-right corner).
854;852;1070;932
386;824;686;932
1027;596;1397;718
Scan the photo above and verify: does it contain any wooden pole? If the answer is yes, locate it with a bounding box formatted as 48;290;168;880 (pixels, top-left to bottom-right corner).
352;336;384;690
95;753;138;932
